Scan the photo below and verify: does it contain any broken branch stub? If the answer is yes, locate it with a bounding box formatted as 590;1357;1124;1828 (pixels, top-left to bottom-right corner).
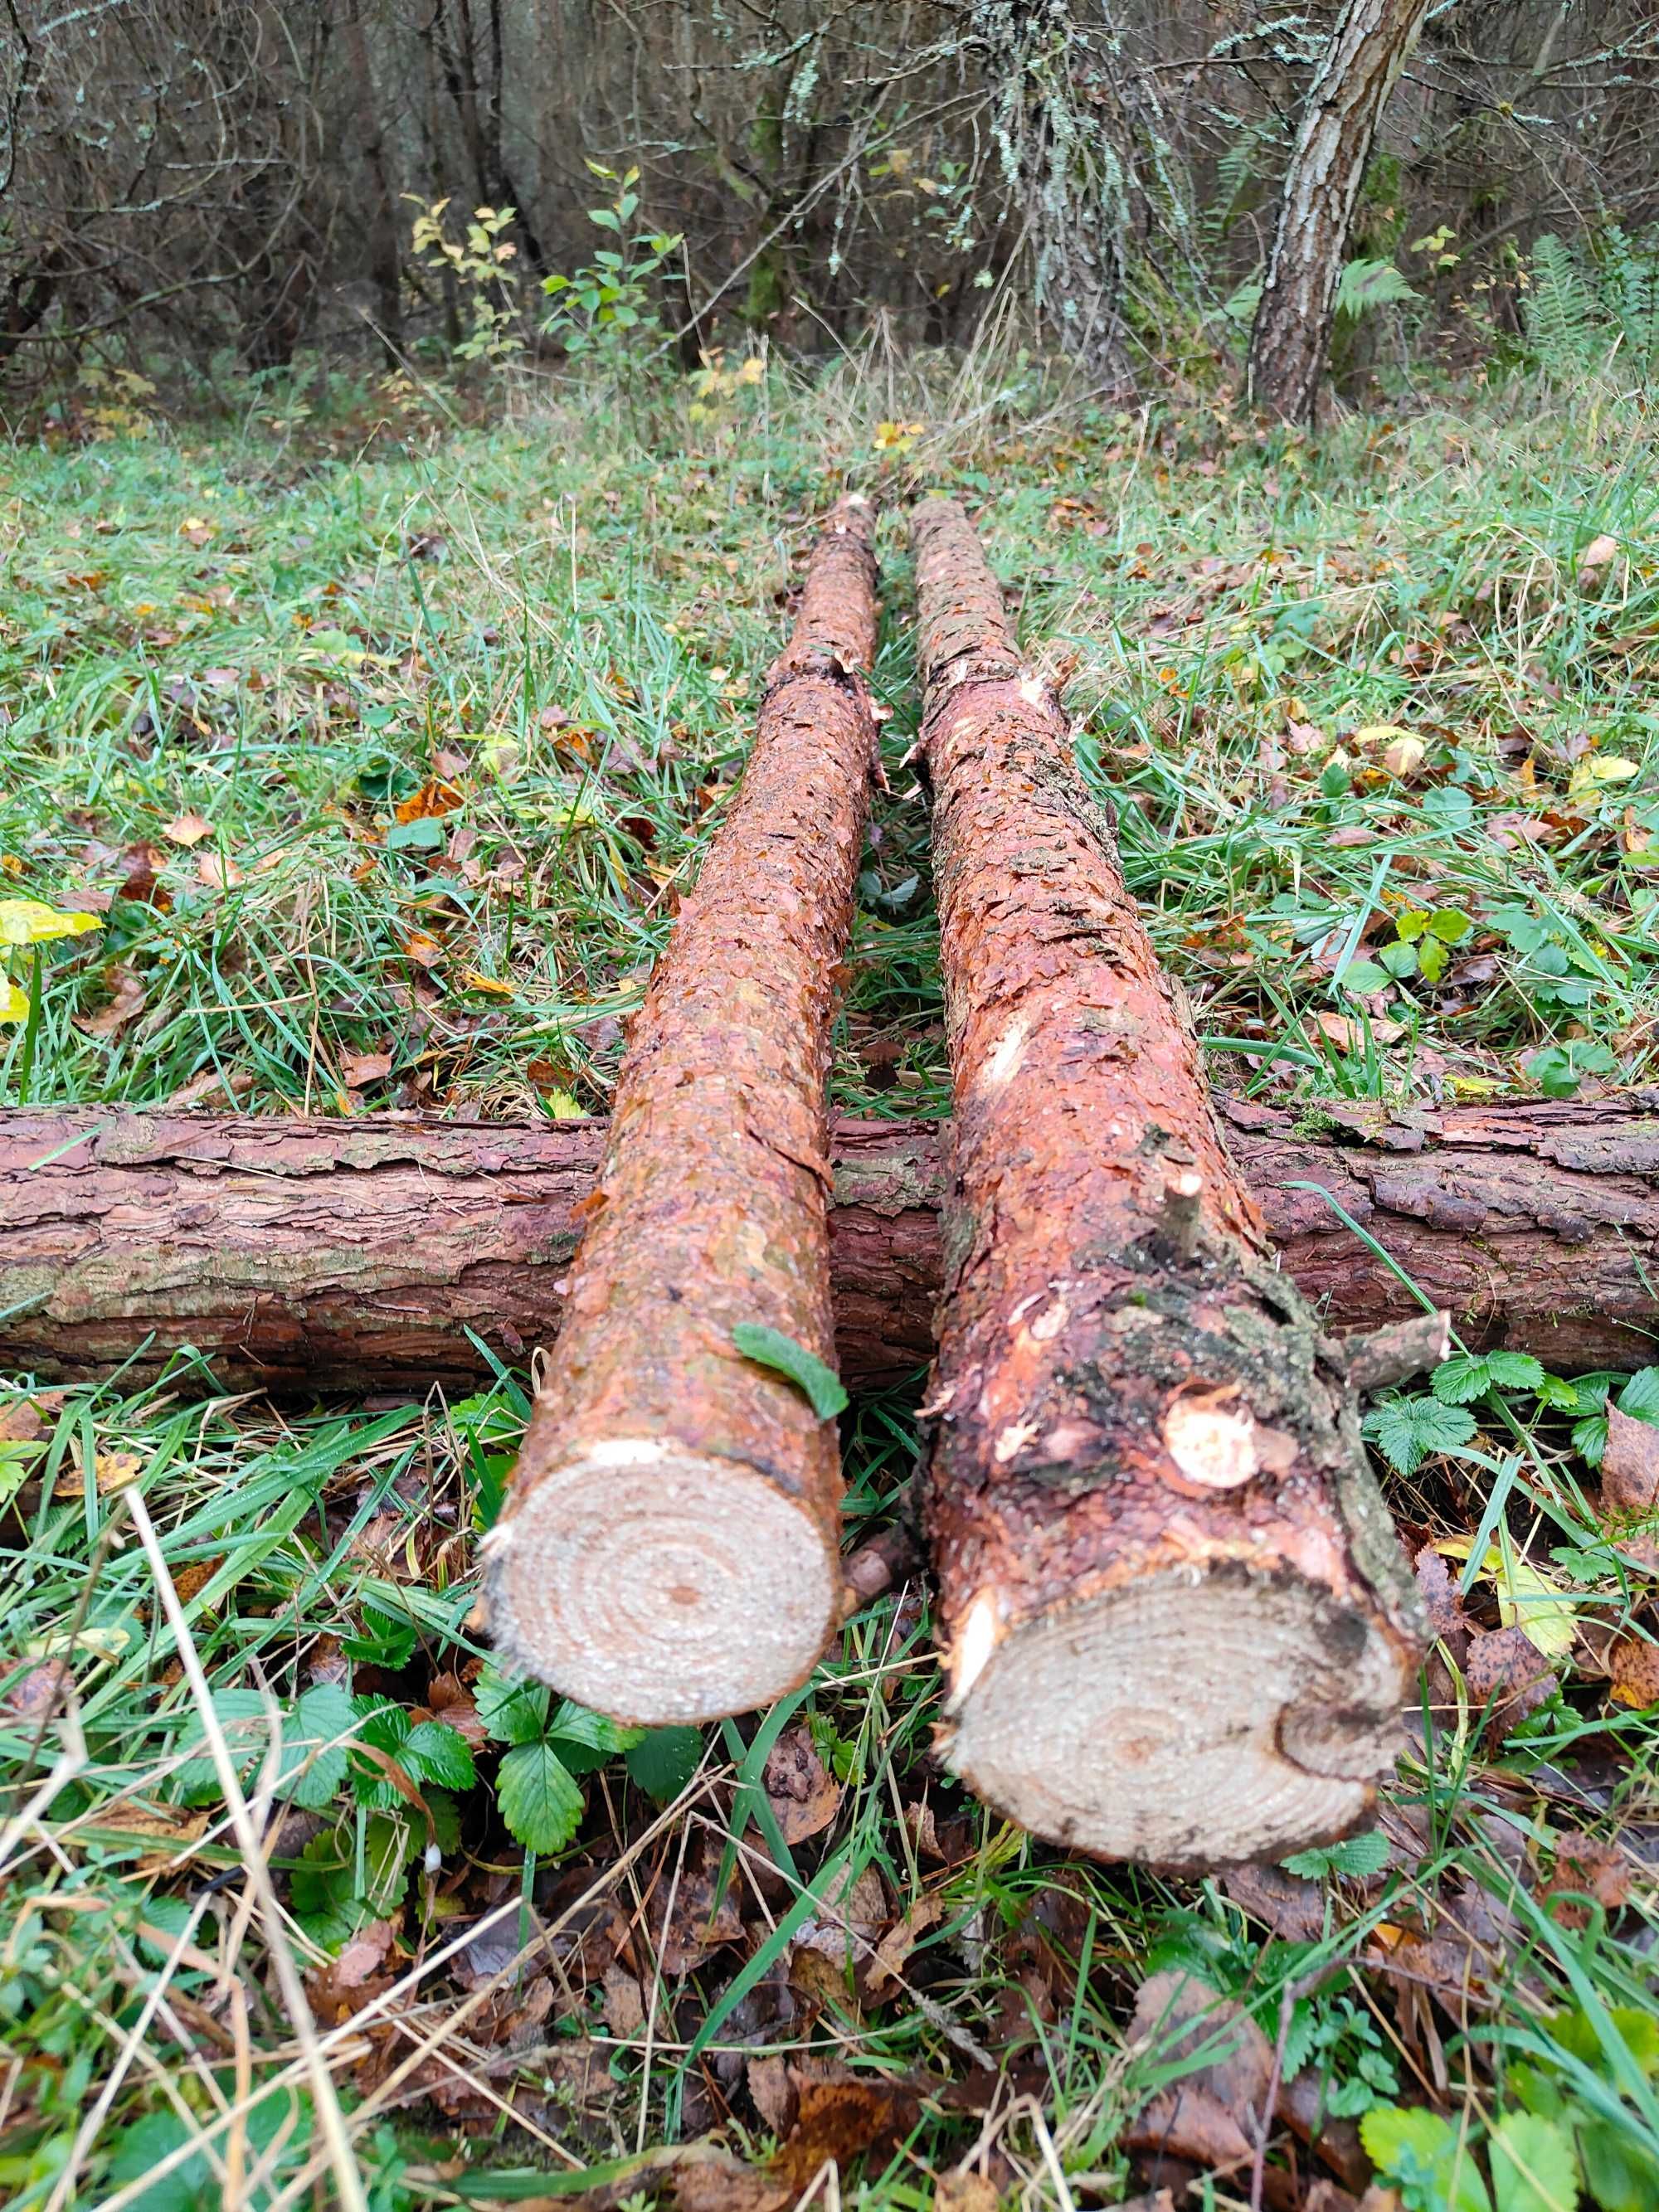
911;497;1424;1869
484;496;881;1725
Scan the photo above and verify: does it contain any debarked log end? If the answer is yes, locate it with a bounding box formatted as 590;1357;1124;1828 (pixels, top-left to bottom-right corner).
482;1437;839;1726
937;1559;1418;1870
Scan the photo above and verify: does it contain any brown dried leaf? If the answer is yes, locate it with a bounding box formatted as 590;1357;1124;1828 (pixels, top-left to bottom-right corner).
335;1920;396;1988
0;1398;45;1446
1221;1862;1325;1942
1123;2083;1255;2173
649;1842;745;1976
863;1894;946;2001
796;1863;887;1963
1603;1405;1659;1515
672;2157;791;2212
163;811;213;848
1545;1830;1632;1925
424;1671;487;1747
1608;1635;1659;1709
1465;1625;1556;1737
394;778;465;823
1127;1970;1273;2114
601;1962;645;2038
54;1449;143;1499
1578;532;1620;586
931;2180;1008;2212
196;850;243;892
762;1724;841;1845
1413;1544;1464;1636
770;2062;921;2192
77;965;147;1039
340;1051;393;1089
747;2052;795;2137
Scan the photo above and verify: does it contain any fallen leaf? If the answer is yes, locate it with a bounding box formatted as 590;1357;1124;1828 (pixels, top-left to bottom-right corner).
1603;1405;1659;1516
394;778;465;824
77;966;147;1039
401;931;444;969
1220;1862;1325;1942
340;1051;393;1088
747;2052;795;2136
163;811;213;847
1566;753;1640;805
1128;1969;1272;2113
1314;1010;1406;1050
769;2061;920;2191
1383;734;1428;779
0;1398;46;1446
931;2180;1008;2212
196;851;243;892
457;970;516;999
54;1449;143;1498
1545;1830;1632;1923
601;1961;646;2037
863;1894;946;2000
1464;1625;1556;1735
1608;1636;1659;1709
762;1724;841;1845
1578;532;1619;586
1123;2085;1254;2176
336;1921;396;1987
423;1671;487;1747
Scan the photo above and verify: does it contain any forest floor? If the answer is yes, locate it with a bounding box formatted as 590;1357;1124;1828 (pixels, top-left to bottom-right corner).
3;343;1658;2211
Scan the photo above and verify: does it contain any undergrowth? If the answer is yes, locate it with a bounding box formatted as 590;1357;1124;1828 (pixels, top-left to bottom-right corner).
2;342;1658;2209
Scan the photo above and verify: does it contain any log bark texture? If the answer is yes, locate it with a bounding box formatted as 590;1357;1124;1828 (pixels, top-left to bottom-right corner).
910;496;1424;1869
1245;0;1432;423
5;1096;1659;1393
481;496;882;1725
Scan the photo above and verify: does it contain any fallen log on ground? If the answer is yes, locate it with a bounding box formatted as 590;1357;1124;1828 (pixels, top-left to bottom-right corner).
481;495;883;1726
5;1093;1659;1394
909;495;1424;1869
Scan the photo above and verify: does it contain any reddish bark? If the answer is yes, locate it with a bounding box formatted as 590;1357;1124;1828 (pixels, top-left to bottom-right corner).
4;1096;1658;1394
482;497;882;1725
910;497;1423;1869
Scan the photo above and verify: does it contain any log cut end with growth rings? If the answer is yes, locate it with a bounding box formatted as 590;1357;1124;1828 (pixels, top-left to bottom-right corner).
912;497;1424;1867
484;495;881;1724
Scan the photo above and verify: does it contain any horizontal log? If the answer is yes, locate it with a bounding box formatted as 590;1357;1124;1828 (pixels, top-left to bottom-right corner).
2;1095;1657;1397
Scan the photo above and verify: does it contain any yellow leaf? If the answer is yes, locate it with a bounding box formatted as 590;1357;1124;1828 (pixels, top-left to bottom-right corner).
542;1089;586;1120
54;1449;144;1498
0;898;103;946
1433;1537;1578;1658
1567;755;1641;803
0;981;27;1023
458;970;515;998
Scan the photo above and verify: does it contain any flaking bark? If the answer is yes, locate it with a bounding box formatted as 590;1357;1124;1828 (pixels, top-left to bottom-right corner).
482;496;882;1726
5;1093;1658;1393
911;496;1423;1869
1246;0;1432;423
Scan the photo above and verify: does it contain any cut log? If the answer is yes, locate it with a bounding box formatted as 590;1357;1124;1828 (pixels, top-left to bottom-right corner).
910;496;1424;1869
480;497;882;1726
5;1095;1659;1395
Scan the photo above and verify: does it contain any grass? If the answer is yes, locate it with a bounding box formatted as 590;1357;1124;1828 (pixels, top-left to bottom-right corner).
2;338;1659;2210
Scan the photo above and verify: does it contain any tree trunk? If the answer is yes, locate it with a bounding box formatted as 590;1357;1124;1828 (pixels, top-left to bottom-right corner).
1246;0;1431;423
975;2;1138;392
910;498;1423;1869
6;1094;1658;1396
341;2;403;356
481;499;882;1727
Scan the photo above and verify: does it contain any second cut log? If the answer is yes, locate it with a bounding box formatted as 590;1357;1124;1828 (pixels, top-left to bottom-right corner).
912;498;1425;1869
482;497;882;1725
